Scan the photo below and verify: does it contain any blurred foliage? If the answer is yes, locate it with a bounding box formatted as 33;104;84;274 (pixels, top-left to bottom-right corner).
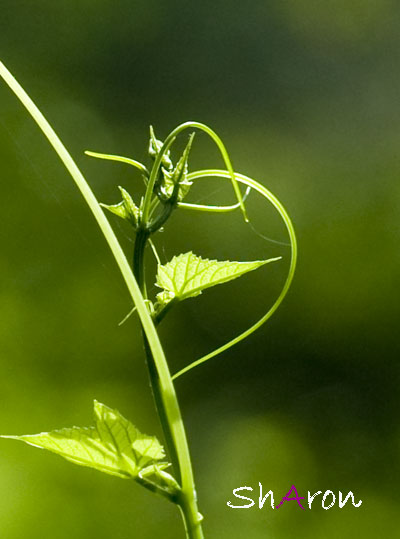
0;1;399;538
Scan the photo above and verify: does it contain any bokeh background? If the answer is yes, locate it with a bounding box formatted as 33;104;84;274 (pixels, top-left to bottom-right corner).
0;2;399;538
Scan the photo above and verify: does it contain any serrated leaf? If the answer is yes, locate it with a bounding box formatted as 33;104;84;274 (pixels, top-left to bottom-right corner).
101;186;139;227
155;251;281;307
1;401;166;480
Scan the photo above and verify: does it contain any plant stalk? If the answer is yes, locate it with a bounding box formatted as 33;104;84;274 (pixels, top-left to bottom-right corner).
0;61;204;539
178;491;204;539
133;227;149;298
133;226;181;483
133;216;204;539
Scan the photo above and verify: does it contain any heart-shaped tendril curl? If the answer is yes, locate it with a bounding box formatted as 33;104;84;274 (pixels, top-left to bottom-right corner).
172;169;297;380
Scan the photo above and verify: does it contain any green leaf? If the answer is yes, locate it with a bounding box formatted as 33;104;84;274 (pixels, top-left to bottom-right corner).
101;186;140;227
155;251;281;307
1;401;166;480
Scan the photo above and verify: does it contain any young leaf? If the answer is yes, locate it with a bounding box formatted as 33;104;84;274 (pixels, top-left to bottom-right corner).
155;251;281;308
101;186;140;227
160;133;195;201
1;401;166;480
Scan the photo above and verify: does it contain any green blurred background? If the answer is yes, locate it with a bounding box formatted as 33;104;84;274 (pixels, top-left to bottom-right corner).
0;1;399;537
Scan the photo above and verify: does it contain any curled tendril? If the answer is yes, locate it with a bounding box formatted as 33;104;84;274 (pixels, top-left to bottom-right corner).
172;169;297;380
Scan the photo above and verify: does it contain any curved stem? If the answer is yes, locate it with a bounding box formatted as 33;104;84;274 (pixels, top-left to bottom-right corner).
0;61;203;539
173;169;297;380
85;150;149;178
177;186;251;213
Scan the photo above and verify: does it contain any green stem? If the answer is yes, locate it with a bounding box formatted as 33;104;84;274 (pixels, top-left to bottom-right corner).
178;491;204;539
154;298;177;325
136;473;178;504
142;337;182;483
133;227;182;483
148;200;174;233
0;61;203;539
133;227;149;297
134;170;204;539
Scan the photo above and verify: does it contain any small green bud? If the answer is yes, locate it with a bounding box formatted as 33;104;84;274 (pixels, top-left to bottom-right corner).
148;126;173;170
159;133;195;201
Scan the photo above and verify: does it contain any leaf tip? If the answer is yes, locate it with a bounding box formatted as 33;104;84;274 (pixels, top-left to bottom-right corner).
93;399;104;416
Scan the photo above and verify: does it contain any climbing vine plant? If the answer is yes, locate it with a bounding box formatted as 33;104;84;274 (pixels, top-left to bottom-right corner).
0;61;297;539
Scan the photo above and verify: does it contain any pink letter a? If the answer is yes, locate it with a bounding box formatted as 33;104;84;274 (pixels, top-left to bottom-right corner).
276;485;305;510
